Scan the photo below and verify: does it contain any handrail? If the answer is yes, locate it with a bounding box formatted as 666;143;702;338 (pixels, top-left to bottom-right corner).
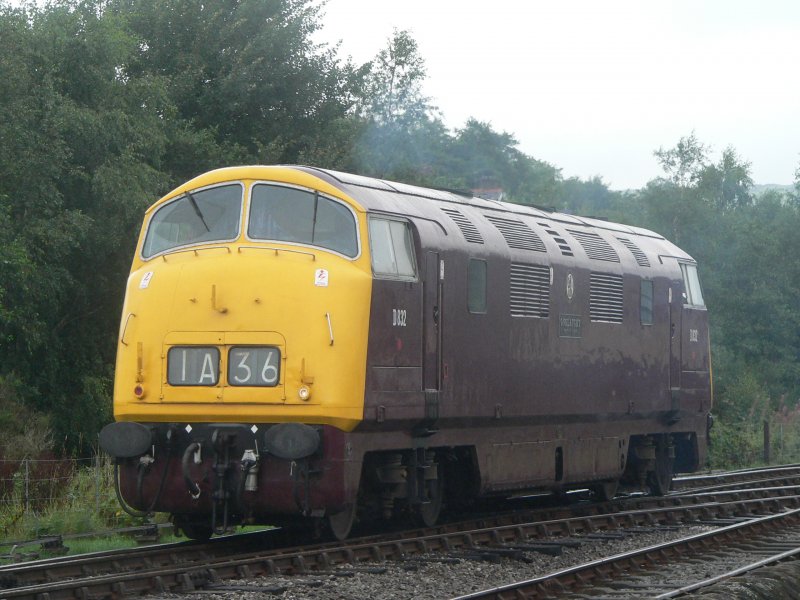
237;246;316;261
159;246;232;261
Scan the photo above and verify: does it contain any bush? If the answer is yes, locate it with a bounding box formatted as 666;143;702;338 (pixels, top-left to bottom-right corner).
0;374;52;462
709;419;764;469
709;410;800;470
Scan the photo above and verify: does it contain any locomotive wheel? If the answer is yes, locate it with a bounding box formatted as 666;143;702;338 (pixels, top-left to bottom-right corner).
417;469;444;527
592;479;619;502
327;503;357;541
648;439;674;496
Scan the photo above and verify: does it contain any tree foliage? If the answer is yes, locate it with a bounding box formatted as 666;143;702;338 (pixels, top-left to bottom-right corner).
0;0;363;451
629;135;800;423
1;2;799;460
353;29;445;181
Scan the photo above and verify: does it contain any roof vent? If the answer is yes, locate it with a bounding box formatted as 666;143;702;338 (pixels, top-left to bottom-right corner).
441;208;484;244
538;223;573;257
485;215;546;252
568;230;620;263
616;237;650;267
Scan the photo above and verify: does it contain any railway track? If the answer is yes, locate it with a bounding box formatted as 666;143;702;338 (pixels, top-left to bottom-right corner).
456;507;800;599
672;463;800;494
3;466;800;599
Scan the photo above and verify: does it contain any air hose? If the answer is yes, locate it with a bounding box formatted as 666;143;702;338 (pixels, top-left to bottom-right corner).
182;443;202;498
235;455;257;512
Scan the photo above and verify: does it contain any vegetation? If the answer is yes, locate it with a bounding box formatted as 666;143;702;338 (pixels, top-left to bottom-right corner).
0;456;152;549
1;0;800;493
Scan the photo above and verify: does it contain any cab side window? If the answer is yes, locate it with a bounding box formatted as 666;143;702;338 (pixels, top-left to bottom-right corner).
680;264;705;307
468;258;487;313
368;218;416;279
640;280;654;325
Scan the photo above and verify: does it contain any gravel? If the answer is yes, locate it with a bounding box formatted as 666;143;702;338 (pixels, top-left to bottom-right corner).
151;524;717;599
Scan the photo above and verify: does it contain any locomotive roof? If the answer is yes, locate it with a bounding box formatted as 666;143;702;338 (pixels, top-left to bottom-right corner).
295;166;665;241
292;166;695;267
169;165;694;264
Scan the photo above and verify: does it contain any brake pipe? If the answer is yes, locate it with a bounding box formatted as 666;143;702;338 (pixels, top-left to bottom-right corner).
182;443;202;499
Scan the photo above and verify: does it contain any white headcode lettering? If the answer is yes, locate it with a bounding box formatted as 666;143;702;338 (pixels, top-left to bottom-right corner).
199;352;216;383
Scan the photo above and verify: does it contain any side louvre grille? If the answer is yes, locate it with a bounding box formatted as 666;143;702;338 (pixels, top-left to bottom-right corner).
589;272;624;323
539;223;573;256
616;237;650;267
485;215;546;252
441;208;483;244
568;230;620;262
509;263;550;318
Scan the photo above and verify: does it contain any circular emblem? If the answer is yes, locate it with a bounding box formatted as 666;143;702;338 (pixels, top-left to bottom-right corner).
566;273;575;301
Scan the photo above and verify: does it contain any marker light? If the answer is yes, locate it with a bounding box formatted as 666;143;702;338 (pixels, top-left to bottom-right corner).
298;385;311;401
134;384;146;399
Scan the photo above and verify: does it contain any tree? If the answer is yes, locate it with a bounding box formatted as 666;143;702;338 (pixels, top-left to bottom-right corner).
637;135;800;426
447;119;561;204
653;132;708;188
362;28;431;127
697;147;754;211
0;0;363;452
355;29;445;181
557;176;620;217
0;0;176;450
640;134;754;247
110;0;365;172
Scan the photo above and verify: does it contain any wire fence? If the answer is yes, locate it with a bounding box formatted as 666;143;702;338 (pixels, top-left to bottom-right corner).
0;455;116;545
0;457;101;512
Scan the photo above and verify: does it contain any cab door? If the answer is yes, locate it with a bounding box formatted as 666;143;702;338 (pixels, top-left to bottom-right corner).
668;279;682;418
364;216;423;420
422;251;443;427
423;251;442;392
679;263;712;415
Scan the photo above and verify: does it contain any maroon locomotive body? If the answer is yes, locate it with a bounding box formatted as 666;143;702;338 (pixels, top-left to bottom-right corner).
341;169;709;517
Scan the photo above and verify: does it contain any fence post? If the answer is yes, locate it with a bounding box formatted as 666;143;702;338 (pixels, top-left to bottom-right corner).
24;458;30;513
95;454;101;515
763;420;771;464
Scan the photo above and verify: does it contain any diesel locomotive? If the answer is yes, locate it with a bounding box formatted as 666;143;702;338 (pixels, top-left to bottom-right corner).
100;165;712;540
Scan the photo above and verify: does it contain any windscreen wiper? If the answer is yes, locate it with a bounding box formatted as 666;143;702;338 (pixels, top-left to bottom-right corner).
186;190;210;232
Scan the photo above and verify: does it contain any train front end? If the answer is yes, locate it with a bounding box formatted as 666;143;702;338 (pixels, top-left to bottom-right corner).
101;166;371;538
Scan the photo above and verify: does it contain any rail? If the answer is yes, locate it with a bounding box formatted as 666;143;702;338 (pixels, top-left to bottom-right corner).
5;474;800;598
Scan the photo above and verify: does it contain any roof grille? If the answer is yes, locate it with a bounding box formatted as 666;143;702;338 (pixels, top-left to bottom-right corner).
616;237;650;267
509;263;550;318
485;215;546;252
441;208;484;244
589;272;624;323
539;223;573;256
568;230;620;262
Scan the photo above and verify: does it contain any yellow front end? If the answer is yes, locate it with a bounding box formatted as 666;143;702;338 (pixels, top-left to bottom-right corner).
113;167;372;431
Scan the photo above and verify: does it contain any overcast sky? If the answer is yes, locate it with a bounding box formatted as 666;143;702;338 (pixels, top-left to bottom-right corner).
313;0;800;190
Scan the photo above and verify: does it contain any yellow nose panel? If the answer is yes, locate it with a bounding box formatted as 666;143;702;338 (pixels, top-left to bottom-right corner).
114;170;372;432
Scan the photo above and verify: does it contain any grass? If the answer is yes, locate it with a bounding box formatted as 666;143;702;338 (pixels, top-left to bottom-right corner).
1;457;173;559
0;456;279;565
1;528;185;565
